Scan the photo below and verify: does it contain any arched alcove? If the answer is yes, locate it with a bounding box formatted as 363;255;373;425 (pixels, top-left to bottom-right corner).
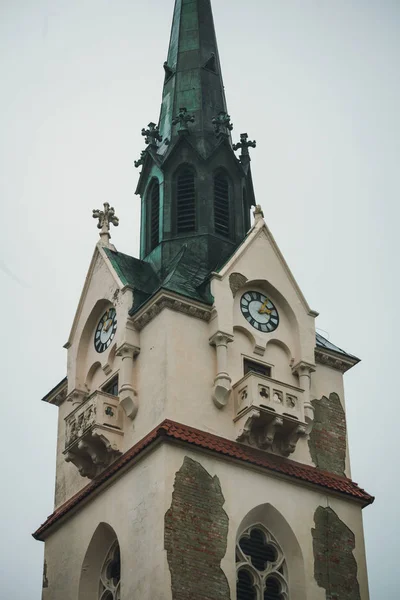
236;504;306;600
79;522;121;600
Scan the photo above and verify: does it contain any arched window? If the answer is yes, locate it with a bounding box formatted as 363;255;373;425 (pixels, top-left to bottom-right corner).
79;523;121;600
99;540;121;600
214;172;230;237
176;167;196;233
236;526;289;600
148;179;160;251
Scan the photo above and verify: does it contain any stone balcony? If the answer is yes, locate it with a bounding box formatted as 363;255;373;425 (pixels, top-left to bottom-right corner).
233;372;307;456
63;390;124;479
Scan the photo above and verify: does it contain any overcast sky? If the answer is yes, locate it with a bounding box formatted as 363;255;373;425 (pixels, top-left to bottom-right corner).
1;0;399;598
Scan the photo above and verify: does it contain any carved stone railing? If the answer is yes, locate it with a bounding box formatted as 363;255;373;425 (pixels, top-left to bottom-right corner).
233;373;308;456
63;391;124;479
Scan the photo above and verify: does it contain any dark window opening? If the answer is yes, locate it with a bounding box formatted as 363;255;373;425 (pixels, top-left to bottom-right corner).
244;359;271;378
237;569;256;600
176;168;196;233
103;376;119;397
149;181;160;251
214;173;230;237
239;529;277;572
243;187;251;232
264;577;283;600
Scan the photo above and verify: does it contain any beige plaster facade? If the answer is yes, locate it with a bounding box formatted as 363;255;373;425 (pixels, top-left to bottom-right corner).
39;214;371;598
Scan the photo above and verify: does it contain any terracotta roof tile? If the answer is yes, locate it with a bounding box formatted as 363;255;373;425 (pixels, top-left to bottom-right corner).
33;419;373;540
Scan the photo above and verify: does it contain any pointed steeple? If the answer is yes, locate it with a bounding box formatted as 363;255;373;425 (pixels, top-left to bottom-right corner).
135;0;257;278
158;0;231;157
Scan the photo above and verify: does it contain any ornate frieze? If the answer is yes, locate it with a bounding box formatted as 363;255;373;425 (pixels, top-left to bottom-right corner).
314;348;356;373
132;293;212;331
64;390;124;479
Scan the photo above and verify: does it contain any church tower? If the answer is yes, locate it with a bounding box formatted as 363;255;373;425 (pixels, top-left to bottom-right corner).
35;1;373;599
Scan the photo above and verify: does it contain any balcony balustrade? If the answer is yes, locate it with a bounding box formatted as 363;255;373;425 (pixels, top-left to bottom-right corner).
64;390;124;478
233;372;307;456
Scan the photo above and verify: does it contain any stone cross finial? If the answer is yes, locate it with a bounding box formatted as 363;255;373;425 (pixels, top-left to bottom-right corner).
233;133;256;158
212;111;233;138
141;122;162;146
134;150;147;169
93;203;119;246
172;107;195;134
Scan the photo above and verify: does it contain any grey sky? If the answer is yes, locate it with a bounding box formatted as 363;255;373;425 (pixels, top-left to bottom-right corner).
1;0;398;598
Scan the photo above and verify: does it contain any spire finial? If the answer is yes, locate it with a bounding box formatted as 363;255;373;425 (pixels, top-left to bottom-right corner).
233;133;256;161
212;111;233;139
172;107;195;134
141;123;162;147
92;203;119;246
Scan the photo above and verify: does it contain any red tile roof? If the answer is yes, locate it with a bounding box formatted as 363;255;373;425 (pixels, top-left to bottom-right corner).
33;419;374;540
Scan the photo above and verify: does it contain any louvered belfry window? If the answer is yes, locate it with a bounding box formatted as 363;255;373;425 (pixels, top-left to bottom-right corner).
236;526;289;600
176;167;196;233
214;172;230;237
149;180;160;251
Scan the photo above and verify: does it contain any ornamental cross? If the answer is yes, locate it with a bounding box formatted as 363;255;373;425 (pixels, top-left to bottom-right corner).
212;111;233;138
92;202;119;245
233;133;256;157
172;107;195;134
141;122;162;146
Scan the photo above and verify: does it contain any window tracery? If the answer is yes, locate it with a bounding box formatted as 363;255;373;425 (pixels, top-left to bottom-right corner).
236;525;288;600
99;540;121;600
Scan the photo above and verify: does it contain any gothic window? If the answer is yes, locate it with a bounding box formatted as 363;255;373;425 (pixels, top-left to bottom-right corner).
176;167;196;233
148;179;160;251
236;526;289;600
214;172;230;237
99;540;121;600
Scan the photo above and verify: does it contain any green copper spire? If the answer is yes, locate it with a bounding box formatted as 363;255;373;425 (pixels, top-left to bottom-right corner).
158;0;230;157
135;0;256;279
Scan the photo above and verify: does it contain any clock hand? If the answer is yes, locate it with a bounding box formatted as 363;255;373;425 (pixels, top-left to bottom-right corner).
259;298;272;315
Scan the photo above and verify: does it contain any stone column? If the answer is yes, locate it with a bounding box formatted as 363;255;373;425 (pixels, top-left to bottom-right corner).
209;331;234;409
116;342;140;419
292;361;315;433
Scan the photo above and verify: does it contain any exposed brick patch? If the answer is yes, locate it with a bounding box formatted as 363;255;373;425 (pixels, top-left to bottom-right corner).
165;456;230;600
312;506;361;600
42;559;48;588
229;272;248;297
309;393;346;476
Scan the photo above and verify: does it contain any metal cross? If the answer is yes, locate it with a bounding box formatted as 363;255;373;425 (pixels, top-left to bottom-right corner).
172;107;195;134
233;133;256;157
92;203;119;245
141;122;162;146
212;111;233;138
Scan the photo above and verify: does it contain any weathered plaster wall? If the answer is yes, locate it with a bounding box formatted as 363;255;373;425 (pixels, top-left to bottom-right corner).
309;393;346;477
42;443;371;600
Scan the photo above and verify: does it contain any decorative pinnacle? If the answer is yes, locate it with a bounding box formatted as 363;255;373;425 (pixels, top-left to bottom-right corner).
253;204;264;224
134;150;147;169
172;107;195;134
92;203;119;246
141;122;162;146
212;111;233;138
233;133;256;158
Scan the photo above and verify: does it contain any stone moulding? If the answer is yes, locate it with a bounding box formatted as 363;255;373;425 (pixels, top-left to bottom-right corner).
314;348;357;373
132;291;212;331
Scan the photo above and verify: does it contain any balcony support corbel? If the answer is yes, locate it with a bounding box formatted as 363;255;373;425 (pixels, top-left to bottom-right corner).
209;331;234;409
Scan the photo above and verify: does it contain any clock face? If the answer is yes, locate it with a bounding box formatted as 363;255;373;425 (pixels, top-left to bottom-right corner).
94;308;117;353
240;291;279;333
